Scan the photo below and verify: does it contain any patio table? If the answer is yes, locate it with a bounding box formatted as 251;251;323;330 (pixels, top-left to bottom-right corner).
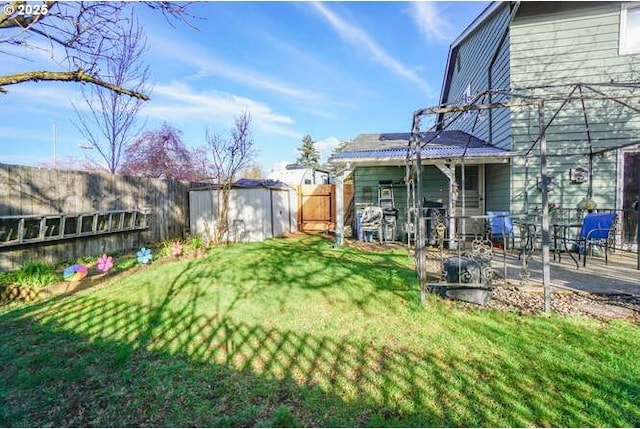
515;219;538;260
552;222;582;269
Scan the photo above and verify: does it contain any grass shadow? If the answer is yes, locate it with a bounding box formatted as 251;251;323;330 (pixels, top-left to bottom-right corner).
1;235;639;426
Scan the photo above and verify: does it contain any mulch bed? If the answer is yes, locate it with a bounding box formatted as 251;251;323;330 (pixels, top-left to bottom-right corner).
483;285;640;323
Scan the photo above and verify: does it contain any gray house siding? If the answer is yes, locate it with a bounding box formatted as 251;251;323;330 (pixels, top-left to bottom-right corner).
509;1;640;212
488;34;511;149
441;2;513;150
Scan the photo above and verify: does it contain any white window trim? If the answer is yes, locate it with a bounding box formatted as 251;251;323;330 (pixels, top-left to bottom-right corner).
619;2;640;55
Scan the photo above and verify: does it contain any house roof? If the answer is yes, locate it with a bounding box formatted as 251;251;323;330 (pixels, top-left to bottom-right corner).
329;131;510;165
438;1;513;112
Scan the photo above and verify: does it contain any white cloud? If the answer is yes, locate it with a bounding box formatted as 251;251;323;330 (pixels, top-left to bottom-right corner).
410;2;453;43
143;81;302;139
0;84;94;117
311;2;436;98
148;34;325;104
315;136;342;161
270;161;290;172
1;37;70;73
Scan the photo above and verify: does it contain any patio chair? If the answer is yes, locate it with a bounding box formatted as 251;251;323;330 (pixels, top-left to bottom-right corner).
574;212;617;267
486;211;515;250
360;206;384;244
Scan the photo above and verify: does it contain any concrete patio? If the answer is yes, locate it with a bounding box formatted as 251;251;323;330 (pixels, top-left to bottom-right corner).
496;249;640;297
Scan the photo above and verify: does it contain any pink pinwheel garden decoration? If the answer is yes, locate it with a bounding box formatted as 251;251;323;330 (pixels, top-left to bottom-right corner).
96;254;114;273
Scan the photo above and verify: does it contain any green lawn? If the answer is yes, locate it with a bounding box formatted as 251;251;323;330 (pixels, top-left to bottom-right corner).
1;234;638;427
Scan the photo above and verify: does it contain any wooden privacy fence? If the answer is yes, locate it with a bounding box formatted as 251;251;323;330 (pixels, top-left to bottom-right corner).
0;164;190;270
298;184;353;232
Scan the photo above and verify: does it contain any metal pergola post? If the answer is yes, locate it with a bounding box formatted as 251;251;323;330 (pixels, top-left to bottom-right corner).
538;100;552;312
412;115;427;305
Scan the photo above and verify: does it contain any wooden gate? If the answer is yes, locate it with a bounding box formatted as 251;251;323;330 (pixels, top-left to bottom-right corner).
298;185;334;231
297;184;353;232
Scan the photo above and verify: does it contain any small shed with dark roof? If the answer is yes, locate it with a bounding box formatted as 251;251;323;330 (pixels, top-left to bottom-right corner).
189;179;298;243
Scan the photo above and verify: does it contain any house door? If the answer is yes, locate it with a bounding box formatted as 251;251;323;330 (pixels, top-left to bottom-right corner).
455;165;485;237
622;151;640;248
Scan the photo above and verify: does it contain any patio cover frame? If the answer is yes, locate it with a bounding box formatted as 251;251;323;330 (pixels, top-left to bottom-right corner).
408;82;640;312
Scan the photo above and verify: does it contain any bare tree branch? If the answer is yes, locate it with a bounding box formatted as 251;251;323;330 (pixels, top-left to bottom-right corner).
120;124;206;181
0;69;149;99
0;1;193;97
73;17;149;173
206;112;257;243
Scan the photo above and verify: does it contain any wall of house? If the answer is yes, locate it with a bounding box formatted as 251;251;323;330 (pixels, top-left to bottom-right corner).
510;1;640;213
352;165;449;241
441;2;513;150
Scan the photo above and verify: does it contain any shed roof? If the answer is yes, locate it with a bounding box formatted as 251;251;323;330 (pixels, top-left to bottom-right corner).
329;131;510;164
190;178;292;191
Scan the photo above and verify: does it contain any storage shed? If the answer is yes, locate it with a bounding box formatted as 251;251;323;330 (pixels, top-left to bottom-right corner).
189;179;298;243
267;163;330;186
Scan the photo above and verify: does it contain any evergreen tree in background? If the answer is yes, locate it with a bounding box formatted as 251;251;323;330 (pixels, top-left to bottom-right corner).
296;134;320;167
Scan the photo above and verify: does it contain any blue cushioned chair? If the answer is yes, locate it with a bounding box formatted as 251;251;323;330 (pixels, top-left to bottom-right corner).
577;212;617;267
486;211;515;250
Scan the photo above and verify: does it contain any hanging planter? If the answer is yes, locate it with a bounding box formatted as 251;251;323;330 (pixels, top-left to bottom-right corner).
577;198;597;212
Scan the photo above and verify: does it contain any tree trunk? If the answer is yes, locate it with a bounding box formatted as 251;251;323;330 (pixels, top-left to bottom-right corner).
215;184;231;244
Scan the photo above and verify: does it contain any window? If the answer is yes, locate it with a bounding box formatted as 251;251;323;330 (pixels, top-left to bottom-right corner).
620;3;640;55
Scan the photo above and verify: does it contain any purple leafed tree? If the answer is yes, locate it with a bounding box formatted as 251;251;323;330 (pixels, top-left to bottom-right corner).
120;124;206;181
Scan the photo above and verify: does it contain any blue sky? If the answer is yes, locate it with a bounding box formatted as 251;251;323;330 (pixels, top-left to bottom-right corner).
0;1;488;173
